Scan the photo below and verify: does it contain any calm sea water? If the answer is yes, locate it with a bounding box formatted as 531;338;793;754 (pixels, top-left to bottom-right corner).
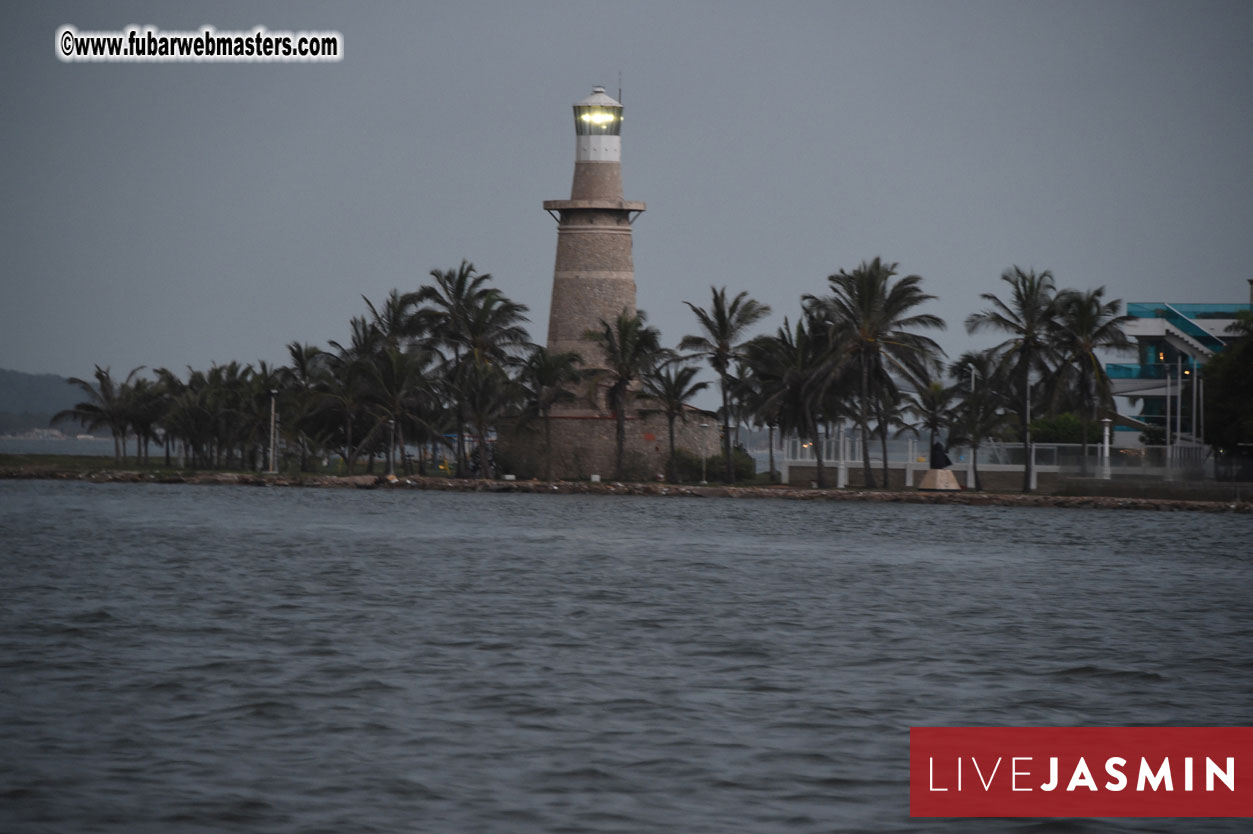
1;480;1249;833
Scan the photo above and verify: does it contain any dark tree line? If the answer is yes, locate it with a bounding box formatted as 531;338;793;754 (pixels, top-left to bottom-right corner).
56;258;1138;491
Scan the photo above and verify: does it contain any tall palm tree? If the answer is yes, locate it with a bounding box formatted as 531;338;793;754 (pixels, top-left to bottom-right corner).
875;391;917;487
680;287;772;482
360;346;439;475
743;316;833;487
363;288;423;351
319;350;369;472
735;361;778;483
805;258;945;488
418;261;529;475
458;358;518;478
900;377;957;467
947;350;1010;491
283;342;328;472
241;361;284;471
1051;287;1133;475
151;366;186;467
641;359;709;483
965;266;1060;492
127;375;165;465
586;310;666;480
53;365;141;462
515;346;583;481
203;361;253;469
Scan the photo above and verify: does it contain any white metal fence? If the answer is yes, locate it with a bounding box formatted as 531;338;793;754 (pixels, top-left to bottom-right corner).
748;433;1215;485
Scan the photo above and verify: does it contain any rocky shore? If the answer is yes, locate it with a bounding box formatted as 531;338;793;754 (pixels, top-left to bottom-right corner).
3;466;1250;513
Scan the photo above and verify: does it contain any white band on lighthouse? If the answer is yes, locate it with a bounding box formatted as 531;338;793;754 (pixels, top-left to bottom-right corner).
576;134;621;162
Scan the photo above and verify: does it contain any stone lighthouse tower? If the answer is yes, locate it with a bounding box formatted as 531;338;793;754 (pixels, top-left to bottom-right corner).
543;86;645;369
498;86;716;480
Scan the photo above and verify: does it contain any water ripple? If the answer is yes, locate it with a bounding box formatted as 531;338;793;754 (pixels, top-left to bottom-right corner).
0;481;1249;833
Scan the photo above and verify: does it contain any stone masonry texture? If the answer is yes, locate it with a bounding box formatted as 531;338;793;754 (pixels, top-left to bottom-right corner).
498;413;722;481
571;161;622;200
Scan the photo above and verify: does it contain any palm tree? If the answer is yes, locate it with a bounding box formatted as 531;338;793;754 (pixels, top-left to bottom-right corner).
319;350;369;472
204;361;253;469
965;267;1060;492
1051;287;1133;474
900;376;957;475
805;258;945;488
641;359;710;483
680;287;771;482
360;346;439;475
363;288;423;351
283;342;328;472
586;310;666;480
516;346;583;480
418;261;529;475
241;361;284;471
735;362;778;483
127;375;165;465
52;365;140;462
947;350;1010;491
458;358;518;478
743;316;832;486
151;367;186;467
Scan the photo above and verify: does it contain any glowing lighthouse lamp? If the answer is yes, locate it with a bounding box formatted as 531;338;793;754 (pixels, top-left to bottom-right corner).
573;87;622;162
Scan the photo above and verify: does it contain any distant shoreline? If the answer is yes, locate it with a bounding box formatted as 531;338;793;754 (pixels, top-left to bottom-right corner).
3;466;1249;514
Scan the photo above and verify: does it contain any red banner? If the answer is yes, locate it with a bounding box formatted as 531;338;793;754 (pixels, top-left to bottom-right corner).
910;727;1253;817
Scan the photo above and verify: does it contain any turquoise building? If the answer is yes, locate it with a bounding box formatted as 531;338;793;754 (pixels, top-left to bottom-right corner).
1107;288;1251;442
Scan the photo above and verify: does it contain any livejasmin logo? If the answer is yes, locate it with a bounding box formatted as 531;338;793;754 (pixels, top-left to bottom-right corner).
928;752;1234;793
909;727;1253;818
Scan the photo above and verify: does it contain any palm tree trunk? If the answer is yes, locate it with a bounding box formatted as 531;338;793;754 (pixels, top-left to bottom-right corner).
859;360;875;488
113;431;121;462
972;444;982;491
877;398;890;488
614;407;626;481
456;409;468;476
880;425;890;489
477;423;491;478
814;421;825;488
1021;360;1032;493
344;415;354;472
768;424;776;483
1079;366;1091;476
720;371;732;483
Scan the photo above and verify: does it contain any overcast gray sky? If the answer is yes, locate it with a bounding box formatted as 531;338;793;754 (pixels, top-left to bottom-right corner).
3;1;1251;390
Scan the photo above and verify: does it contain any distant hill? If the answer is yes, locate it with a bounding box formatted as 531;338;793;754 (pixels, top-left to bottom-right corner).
0;368;81;433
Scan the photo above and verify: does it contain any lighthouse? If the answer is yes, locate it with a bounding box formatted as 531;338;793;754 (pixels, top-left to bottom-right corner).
498;86;716;481
543;86;645;370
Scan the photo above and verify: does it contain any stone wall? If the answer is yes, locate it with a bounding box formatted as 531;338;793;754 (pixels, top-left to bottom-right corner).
553;227;635;271
546;272;637;360
570;160;623;200
498;412;720;481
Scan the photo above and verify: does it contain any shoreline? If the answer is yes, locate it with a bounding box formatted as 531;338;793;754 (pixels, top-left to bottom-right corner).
3;467;1250;513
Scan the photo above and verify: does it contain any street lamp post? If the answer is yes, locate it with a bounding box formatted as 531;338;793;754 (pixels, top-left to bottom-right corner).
1100;417;1112;480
